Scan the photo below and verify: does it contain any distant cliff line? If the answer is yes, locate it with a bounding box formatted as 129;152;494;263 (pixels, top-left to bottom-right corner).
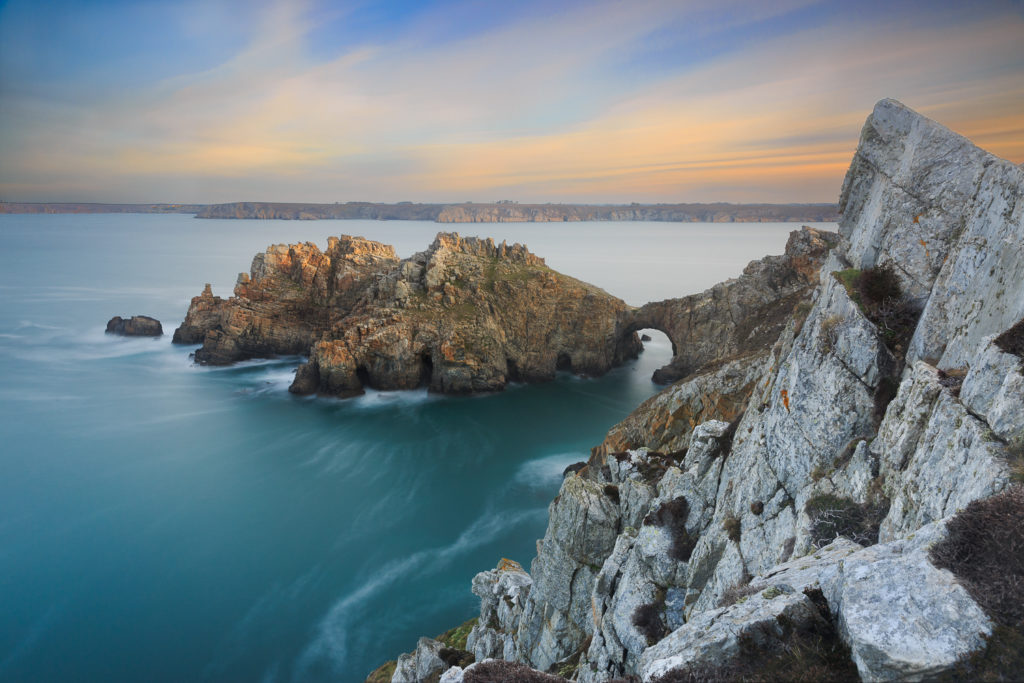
0;200;840;223
0;202;203;214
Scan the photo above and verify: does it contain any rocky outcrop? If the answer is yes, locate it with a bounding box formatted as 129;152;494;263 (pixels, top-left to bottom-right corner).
105;315;163;336
624;226;839;384
174;233;640;397
387;100;1024;682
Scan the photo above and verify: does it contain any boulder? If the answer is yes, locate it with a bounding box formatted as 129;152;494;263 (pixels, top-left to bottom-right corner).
105;315;162;336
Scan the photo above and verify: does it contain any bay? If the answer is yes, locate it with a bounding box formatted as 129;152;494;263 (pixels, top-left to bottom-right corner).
0;215;833;682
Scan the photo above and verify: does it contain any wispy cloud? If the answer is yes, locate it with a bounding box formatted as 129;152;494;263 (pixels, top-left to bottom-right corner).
1;0;1021;202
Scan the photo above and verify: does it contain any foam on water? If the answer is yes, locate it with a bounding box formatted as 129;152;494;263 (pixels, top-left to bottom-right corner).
294;508;544;678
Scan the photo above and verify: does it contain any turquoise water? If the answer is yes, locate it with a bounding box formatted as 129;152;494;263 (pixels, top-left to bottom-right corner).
0;215;827;681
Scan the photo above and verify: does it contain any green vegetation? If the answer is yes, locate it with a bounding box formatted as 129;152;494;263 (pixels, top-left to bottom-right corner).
364;660;397;683
436;617;477;651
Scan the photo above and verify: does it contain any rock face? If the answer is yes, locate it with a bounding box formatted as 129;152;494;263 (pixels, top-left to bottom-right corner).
624;226;839;384
384;99;1024;682
174;233;640;397
105;315;163;336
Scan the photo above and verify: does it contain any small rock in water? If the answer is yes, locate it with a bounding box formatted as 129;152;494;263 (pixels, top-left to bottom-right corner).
640;334;652;342
105;315;163;337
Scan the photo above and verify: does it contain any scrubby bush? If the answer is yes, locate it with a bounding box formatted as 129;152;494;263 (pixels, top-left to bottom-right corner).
719;580;759;607
937;367;968;398
805;494;888;548
994;317;1024;368
720;413;744;457
929;485;1024;681
833;264;922;356
722;515;742;543
644;497;697;561
632;601;667;645
652;588;859;682
439;647;474;668
930;485;1024;627
464;660;567;682
603;484;621;504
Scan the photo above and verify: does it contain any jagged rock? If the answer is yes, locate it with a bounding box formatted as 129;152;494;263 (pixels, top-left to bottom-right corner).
388;100;1024;683
467;559;532;662
961;334;1024;446
638;587;828;681
823;522;992;681
599;354;765;455
873;361;1011;541
392;637;446;683
625;226;838;383
175;233;640;396
839;99;1024;367
105;315;162;336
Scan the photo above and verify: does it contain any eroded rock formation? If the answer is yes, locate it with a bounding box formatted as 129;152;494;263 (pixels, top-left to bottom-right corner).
385;100;1024;682
174;233;641;397
105;315;163;336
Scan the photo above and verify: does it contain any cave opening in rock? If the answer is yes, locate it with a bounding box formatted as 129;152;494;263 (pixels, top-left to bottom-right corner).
355;365;371;389
556;352;572;372
419;352;434;387
505;357;521;382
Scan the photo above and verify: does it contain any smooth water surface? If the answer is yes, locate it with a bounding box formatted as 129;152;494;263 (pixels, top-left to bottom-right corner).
0;215;833;681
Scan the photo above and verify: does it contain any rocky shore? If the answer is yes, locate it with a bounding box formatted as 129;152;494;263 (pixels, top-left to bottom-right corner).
377;100;1024;682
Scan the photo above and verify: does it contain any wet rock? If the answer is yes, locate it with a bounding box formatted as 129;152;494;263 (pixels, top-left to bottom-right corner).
105;315;162;336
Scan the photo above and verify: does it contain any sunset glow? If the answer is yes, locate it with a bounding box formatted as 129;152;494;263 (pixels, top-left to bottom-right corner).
2;0;1022;203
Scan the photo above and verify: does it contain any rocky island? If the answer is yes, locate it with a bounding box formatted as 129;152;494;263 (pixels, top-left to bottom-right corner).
174;233;642;396
371;100;1024;682
105;315;163;336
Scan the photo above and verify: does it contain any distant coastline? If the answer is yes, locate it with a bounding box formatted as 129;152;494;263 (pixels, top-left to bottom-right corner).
0;200;839;223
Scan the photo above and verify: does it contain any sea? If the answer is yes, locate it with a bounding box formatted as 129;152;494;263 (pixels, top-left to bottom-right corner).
0;215;834;682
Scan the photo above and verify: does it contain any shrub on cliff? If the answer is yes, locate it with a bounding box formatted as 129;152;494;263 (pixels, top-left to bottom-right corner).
929;485;1024;681
651;589;858;682
643;497;697;561
632;600;667;645
805;494;887;548
464;660;567;682
833;264;921;355
994;317;1024;368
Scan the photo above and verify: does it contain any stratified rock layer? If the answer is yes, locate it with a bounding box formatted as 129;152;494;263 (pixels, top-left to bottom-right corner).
174;233;640;397
386;100;1024;682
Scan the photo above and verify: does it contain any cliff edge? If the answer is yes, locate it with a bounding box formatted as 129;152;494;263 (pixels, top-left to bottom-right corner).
384;100;1024;682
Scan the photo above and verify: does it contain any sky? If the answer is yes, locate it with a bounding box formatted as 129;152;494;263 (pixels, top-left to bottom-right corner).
1;0;1023;204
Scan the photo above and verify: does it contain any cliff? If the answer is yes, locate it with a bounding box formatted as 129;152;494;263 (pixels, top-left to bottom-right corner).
173;233;641;396
192;201;839;223
384;100;1024;682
